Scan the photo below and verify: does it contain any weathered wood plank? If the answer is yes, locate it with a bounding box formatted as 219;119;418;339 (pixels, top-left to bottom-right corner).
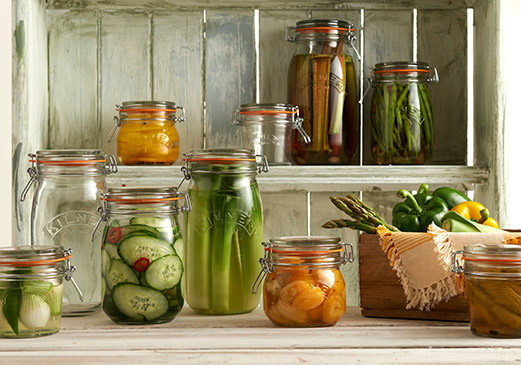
47;10;99;149
48;0;477;11
205;10;255;148
153;11;205;158
100;11;151;157
261;191;308;240
363;10;413;165
418;10;467;165
12;0;48;246
310;191;360;306
107;165;488;192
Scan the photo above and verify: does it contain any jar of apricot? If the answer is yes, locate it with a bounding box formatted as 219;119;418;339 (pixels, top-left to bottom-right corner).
252;236;353;327
109;101;185;165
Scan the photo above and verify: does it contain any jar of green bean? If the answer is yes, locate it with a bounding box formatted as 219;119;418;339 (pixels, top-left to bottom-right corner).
369;62;438;164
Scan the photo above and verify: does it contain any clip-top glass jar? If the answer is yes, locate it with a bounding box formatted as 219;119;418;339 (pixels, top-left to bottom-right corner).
20;150;117;316
451;244;521;338
231;103;311;165
182;149;268;314
108;101;186;165
286;19;359;165
0;246;77;338
369;61;439;164
252;236;354;327
94;187;191;324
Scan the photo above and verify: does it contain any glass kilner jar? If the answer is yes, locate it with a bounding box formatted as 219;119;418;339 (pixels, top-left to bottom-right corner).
452;244;521;338
286;19;359;165
94;187;191;325
20;150;117;316
182;149;268;315
108;101;186;166
369;62;439;164
252;236;354;327
0;246;78;338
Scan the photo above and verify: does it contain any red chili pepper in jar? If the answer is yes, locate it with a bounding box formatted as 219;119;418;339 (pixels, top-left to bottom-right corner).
107;227;122;244
133;257;151;272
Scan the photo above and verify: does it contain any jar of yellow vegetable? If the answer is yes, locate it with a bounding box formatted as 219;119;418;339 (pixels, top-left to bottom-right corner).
451;244;521;338
109;101;185;165
252;236;354;327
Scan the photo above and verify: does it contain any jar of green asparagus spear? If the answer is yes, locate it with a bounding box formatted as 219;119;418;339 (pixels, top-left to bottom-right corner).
286;19;359;165
369;62;438;164
182;149;269;315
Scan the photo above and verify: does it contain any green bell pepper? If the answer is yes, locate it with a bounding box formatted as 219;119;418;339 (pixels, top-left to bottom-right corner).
392;184;449;232
431;187;470;209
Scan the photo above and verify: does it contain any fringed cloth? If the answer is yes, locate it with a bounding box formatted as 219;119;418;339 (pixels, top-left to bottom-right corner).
377;224;521;311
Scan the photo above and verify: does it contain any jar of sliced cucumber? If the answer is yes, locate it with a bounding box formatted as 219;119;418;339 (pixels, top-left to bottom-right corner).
94;187;190;324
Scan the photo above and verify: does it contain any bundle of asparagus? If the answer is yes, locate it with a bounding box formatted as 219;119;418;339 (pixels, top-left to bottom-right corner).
322;194;399;234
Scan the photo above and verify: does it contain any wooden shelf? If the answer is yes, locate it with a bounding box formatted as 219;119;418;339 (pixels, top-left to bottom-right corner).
3;306;521;363
107;165;489;192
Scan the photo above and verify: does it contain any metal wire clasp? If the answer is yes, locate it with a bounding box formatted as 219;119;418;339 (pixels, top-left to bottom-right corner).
63;248;84;301
105;154;118;174
20;165;37;203
341;242;355;264
91;193;109;241
179;192;192;213
176;154;191;191
291;106;311;144
107;114;121;143
450;250;464;274
256;154;269;174
251;242;273;294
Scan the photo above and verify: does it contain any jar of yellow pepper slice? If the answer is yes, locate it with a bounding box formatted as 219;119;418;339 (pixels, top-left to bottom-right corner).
108;101;185;165
252;236;354;327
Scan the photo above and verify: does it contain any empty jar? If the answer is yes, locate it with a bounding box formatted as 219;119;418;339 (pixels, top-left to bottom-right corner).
20;150;117;316
252;236;354;327
231;103;311;165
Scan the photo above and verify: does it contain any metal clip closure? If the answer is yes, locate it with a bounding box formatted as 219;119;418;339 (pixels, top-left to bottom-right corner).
292;107;312;144
285;26;296;42
428;67;440;83
256;154;269;174
91;194;109;242
176;154;191;191
450;250;464;274
231;108;241;125
251;242;273;294
63;248;84;301
107;115;121;143
179;192;192;213
342;242;355;264
174;106;186;123
348;33;361;61
20;166;37;203
105;155;118;174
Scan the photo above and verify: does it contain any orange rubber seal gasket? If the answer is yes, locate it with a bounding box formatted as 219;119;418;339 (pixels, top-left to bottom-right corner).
239;110;296;115
463;257;521;264
30;159;106;165
296;26;355;32
103;197;179;203
0;255;70;266
373;69;429;74
118;108;177;113
266;247;343;255
185;158;256;162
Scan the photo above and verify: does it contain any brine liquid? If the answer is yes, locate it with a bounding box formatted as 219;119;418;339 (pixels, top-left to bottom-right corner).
288;53;358;165
184;175;263;314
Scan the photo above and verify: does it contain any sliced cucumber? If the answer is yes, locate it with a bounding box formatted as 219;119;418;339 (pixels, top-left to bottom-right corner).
173;238;184;261
103;243;120;260
130;217;171;229
118;235;174;266
106;260;140;290
145;255;183;291
119;224;161;239
112;283;169;321
101;249;111;277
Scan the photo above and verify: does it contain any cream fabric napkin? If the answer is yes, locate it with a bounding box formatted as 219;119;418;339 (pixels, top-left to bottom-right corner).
377;224;521;311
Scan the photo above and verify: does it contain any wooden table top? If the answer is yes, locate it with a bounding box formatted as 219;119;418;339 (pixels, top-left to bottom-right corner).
1;306;520;364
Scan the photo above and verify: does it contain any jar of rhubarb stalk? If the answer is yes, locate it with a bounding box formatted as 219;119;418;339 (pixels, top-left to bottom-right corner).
451;244;521;338
286;19;359;165
252;236;354;327
109;101;185;165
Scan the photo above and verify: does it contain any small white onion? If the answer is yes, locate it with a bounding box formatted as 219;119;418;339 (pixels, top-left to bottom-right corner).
19;293;51;329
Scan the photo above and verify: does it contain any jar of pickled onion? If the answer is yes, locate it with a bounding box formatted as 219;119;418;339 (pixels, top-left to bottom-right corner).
109;101;185;165
252;236;354;327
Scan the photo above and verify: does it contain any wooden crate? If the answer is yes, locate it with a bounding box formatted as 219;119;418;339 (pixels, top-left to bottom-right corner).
359;233;469;322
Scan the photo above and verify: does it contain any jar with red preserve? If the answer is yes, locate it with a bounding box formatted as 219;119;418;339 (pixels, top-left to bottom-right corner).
252;236;354;327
